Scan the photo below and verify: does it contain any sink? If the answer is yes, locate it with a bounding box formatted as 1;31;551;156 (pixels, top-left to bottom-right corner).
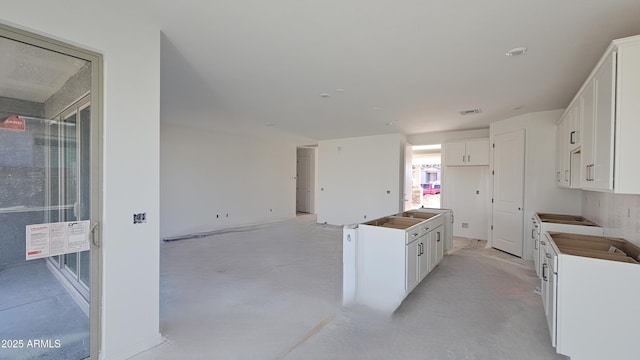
538;213;598;226
549;232;640;264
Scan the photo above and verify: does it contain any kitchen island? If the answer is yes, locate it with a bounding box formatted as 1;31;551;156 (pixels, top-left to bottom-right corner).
342;208;453;312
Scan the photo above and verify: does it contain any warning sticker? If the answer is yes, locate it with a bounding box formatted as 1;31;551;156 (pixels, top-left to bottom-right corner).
0;115;26;131
26;221;91;260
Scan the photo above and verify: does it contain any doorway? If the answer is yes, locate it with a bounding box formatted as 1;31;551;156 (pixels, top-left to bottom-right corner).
296;146;316;214
0;24;102;360
411;144;442;209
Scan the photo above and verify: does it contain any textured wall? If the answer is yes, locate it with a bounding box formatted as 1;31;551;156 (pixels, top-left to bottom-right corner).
44;64;90;118
582;192;640;247
0;102;47;267
0;96;43;119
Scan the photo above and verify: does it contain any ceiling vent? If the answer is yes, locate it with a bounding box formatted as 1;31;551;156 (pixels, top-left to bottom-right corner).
459;109;483;116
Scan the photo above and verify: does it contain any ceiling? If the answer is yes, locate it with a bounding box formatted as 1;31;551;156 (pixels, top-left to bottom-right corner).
154;0;640;143
5;1;640;144
0;37;87;104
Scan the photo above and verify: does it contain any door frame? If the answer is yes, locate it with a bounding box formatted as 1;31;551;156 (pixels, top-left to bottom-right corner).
0;22;104;360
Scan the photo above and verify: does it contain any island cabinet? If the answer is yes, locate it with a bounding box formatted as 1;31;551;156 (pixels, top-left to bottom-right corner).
342;209;451;312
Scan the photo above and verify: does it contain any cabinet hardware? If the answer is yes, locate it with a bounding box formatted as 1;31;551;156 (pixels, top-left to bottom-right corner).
542;263;548;281
532;229;535;239
437;232;441;242
467;155;471;163
541;241;547;246
546;253;552;259
412;233;418;237
535;240;538;250
91;221;101;248
570;131;576;144
462;155;465;163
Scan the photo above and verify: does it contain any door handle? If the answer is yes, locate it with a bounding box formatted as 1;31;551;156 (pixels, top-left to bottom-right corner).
90;221;100;248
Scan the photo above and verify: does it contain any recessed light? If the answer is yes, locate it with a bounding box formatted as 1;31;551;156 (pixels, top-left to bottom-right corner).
320;93;330;98
336;88;345;92
506;47;527;56
385;122;394;126
512;105;523;110
265;123;275;127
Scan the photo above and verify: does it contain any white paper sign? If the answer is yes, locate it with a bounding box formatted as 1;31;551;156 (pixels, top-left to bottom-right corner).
26;220;91;260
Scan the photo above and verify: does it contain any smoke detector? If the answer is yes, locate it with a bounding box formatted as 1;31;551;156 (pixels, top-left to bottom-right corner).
459;109;483;116
506;47;528;56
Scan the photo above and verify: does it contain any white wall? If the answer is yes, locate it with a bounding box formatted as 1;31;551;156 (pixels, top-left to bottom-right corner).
160;123;296;238
490;110;583;260
582;192;640;247
442;166;491;240
317;133;406;225
1;3;162;359
408;128;490;145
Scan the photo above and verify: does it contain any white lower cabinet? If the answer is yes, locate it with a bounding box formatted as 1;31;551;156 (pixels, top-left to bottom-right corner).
343;209;451;312
429;225;444;272
543;232;640;359
417;233;429;283
406;237;420;291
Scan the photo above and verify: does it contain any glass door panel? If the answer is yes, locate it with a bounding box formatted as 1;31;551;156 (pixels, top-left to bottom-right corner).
0;30;96;360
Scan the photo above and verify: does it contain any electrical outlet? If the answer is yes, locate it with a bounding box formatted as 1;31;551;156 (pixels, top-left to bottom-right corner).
133;212;146;224
462;222;469;228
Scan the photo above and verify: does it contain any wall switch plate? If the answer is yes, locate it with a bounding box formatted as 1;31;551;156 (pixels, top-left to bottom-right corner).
133;212;146;224
462;222;469;228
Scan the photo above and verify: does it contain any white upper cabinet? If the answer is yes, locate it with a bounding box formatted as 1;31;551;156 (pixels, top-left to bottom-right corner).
444;138;489;166
559;35;640;194
581;52;615;191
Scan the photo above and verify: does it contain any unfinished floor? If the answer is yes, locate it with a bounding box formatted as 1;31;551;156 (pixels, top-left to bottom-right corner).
132;214;566;360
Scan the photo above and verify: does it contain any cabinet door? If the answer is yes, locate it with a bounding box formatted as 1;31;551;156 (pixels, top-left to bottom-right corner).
406;240;419;291
418;235;430;280
556;120;563;186
466;139;490;165
444;141;467;166
590;51;616;190
567;105;580;151
581;79;596;187
434;225;444;266
562;119;571;187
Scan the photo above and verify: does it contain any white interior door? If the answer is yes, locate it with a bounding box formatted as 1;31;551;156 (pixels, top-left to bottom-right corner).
492;129;525;257
296;148;312;213
404;143;413;210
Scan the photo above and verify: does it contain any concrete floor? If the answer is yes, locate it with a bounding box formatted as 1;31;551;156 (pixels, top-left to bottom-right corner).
0;260;89;360
132;214;566;360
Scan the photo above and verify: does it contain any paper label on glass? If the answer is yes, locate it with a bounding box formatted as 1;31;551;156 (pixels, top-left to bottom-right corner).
26;220;90;260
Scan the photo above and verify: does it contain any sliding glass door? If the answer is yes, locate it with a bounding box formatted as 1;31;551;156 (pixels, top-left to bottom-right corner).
0;24;102;360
